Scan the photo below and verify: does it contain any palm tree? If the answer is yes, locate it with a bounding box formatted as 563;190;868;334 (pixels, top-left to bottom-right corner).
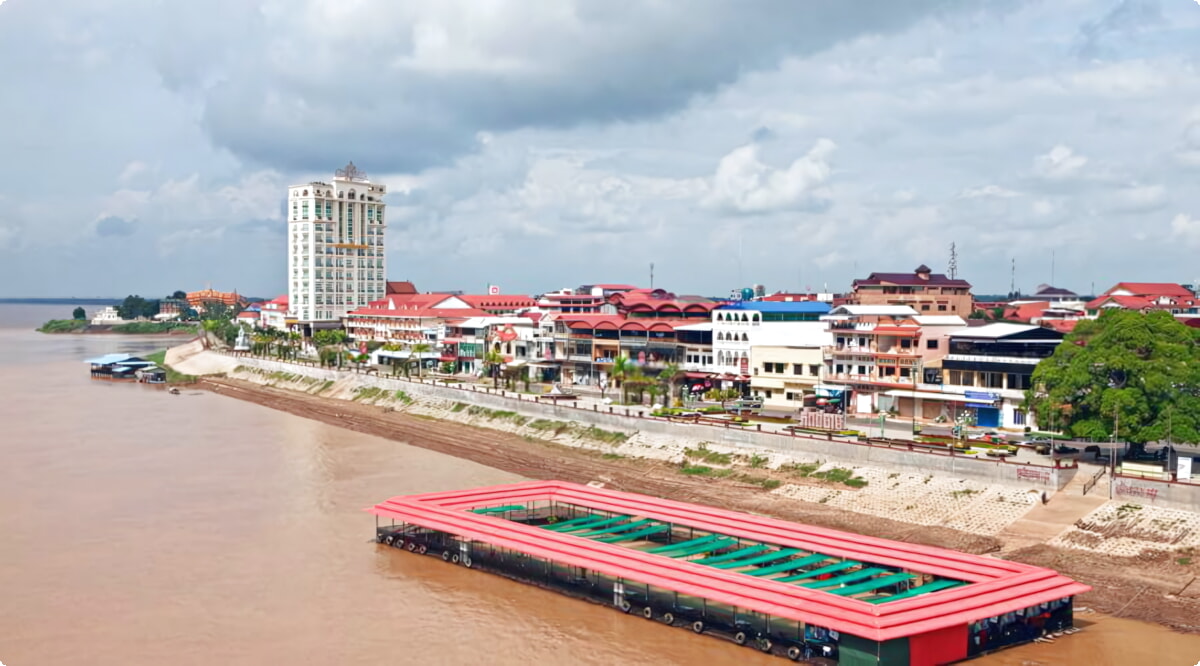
483;350;505;388
658;361;681;407
611;354;633;404
410;342;432;378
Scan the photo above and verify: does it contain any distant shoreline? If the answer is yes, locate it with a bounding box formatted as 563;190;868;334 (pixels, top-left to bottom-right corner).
0;298;122;306
37;320;199;336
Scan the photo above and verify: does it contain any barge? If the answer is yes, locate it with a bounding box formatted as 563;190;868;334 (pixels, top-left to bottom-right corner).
368;481;1088;665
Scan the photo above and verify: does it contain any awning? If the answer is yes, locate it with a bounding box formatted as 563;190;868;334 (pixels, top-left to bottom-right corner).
883;389;995;404
684;371;713;379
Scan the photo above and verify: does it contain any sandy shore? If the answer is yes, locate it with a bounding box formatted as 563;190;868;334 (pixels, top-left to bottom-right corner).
192;365;1200;633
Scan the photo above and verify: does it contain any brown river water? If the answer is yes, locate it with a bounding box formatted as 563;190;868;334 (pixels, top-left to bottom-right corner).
2;304;1198;665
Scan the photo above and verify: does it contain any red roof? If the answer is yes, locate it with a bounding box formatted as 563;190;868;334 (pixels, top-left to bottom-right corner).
368;481;1088;642
560;315;700;332
853;265;971;289
590;284;638;290
458;294;537;309
386;281;418;295
347;306;488;319
1104;282;1193;298
1041;320;1079;334
1005;301;1050;323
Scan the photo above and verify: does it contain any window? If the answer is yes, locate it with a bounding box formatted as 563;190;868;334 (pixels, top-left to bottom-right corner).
809;364;820;376
857;365;867;375
763;390;773;399
786;392;798;401
1013;410;1027;426
926;339;939;350
937;304;947;312
793;363;804;375
921;304;931;311
900;338;912;349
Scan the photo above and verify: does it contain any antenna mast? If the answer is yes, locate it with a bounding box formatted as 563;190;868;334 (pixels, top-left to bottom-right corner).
948;242;958;280
649;263;654;290
1010;258;1016;297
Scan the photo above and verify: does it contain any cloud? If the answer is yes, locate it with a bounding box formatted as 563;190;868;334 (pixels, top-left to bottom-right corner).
139;0;999;172
1033;145;1088;180
958;185;1021;199
1109;183;1166;213
93;215;137;237
703;139;836;214
1170;213;1200;247
1076;0;1164;60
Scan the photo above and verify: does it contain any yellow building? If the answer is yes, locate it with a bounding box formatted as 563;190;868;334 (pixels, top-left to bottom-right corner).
749;326;830;411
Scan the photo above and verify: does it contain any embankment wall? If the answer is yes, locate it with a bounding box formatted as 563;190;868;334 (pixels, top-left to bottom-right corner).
1111;476;1200;512
224;355;1075;491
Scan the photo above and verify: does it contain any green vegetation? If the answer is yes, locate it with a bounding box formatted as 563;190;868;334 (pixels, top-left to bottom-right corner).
393;390;413;404
450;402;468;413
748;453;769;469
72;306;86;320
951;489;980;498
1116;503;1143;519
143;350;196;384
353;386;385;401
462;405;529;426
683;442;733;465
1177;557;1193;566
579;425;629;444
1027;310;1200;455
37;319;89;333
784;462;822;477
601;452;624;460
734;474;781;490
782;461;866;487
110;321;197;334
317;380;334;393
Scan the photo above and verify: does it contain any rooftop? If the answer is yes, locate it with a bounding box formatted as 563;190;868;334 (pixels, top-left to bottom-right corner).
827;305;920;317
368;481;1088;642
852;265;972;289
718;301;832;314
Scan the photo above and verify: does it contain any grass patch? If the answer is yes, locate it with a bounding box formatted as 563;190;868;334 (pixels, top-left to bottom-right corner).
37;319;90;333
735;474;782;490
683;442;733;465
143;350;196;384
809;467;869;488
451;402;468;413
784;462;822;477
528;419;569;432
680;464;716;476
748;453;769;469
352;386;385;401
579;425;629;444
951;489;980;498
393;390;413;404
601;452;625;460
1177;557;1193;566
317;380;334;393
110;321;198;335
1116;503;1143;519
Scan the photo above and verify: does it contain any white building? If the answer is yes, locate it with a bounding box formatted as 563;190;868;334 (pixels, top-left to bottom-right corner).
287;162;386;332
712;302;832;377
91;306;127;325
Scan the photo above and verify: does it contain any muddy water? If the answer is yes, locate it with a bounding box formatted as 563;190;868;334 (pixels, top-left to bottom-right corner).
2;304;1198;665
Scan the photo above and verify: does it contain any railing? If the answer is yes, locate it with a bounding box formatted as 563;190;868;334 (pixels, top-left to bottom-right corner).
1082;467;1106;495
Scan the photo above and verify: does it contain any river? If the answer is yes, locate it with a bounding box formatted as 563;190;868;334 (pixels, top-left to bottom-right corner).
1;303;1197;665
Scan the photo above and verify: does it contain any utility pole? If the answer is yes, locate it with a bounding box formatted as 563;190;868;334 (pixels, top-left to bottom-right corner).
649;262;654;290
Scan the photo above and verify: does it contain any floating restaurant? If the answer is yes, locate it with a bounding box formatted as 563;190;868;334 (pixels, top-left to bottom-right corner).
84;353;157;381
369;481;1088;665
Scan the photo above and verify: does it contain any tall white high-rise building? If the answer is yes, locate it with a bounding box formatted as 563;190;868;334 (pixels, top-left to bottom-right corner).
287;162;387;330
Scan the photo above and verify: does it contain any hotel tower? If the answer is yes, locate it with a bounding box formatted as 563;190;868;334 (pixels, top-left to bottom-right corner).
286;162;386;331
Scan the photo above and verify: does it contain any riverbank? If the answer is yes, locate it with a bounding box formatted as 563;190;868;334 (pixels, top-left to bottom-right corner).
37;319;199;335
193;368;1200;633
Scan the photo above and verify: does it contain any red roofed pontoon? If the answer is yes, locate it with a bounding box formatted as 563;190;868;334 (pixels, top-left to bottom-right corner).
368;481;1088;665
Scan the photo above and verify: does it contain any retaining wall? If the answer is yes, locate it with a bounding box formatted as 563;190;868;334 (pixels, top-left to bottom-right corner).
224;354;1074;491
1111;476;1200;512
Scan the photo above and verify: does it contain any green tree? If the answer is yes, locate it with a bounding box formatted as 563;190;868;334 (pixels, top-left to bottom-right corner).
483;350;505;388
410;342;432;378
611;354;633;404
658;361;681;406
72;306;86;320
170;290;187;300
313;329;349;348
1026;310;1200;454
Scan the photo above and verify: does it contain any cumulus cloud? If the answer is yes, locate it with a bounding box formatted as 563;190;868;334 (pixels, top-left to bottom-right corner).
137;0;993;172
958;185;1021;199
1076;0;1164;60
1109;183;1167;213
93;215;137;237
1033;145;1088;180
1170;213;1200;247
704;139;836;214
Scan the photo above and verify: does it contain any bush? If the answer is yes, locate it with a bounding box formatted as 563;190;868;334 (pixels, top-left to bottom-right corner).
37;319;89;333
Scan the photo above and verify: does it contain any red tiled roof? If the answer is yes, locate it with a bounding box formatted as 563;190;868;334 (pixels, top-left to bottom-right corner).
458;294;537;309
853;266;971;289
266;294;288;306
346;306;489;319
1005;301;1050;323
590;284;638;290
386;281;418;295
1086;294;1152;310
1042;320;1079;334
1105;282;1193;298
561;315;698;332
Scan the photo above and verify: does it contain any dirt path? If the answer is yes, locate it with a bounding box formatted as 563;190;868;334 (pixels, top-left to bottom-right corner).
200;376;1200;633
997;468;1110;552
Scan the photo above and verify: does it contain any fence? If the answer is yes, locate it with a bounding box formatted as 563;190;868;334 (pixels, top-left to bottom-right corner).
1081;467;1106;496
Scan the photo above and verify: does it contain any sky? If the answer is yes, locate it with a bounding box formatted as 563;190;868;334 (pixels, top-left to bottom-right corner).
1;0;1199;299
